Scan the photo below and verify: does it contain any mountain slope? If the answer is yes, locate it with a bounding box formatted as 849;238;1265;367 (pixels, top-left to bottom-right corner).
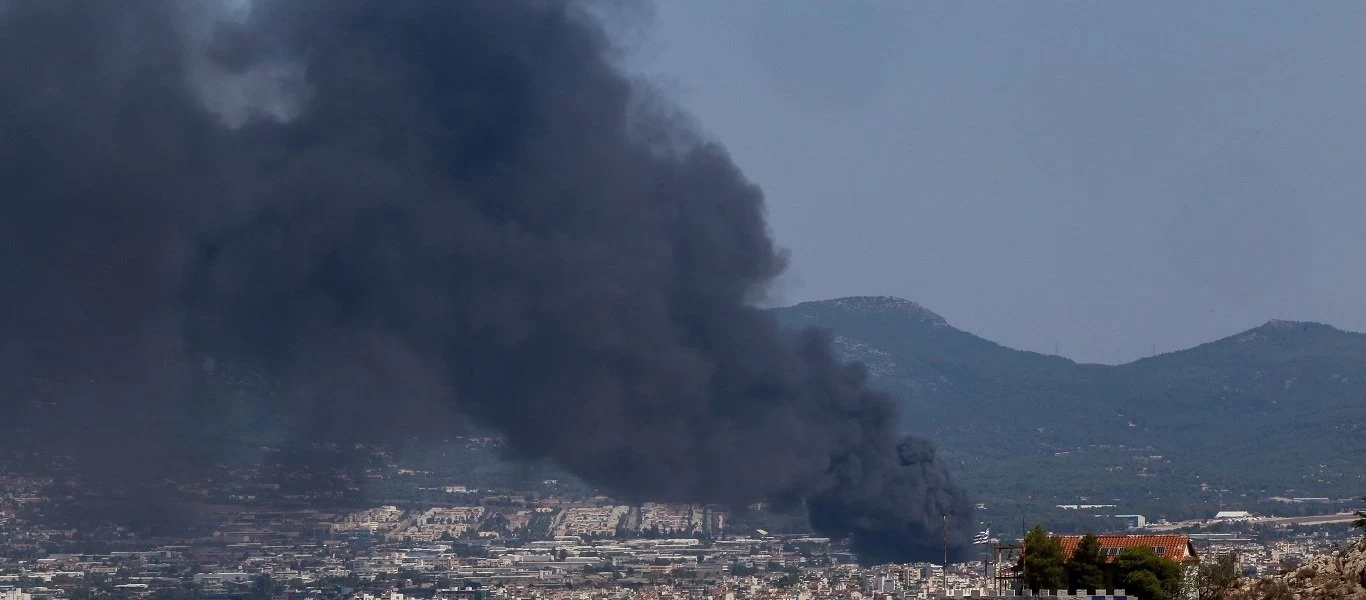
770;297;1366;522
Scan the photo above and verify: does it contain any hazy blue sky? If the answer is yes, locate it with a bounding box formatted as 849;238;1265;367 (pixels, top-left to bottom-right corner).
622;1;1366;364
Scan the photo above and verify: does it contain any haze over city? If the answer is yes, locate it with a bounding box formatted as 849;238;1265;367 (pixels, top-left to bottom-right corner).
632;1;1366;364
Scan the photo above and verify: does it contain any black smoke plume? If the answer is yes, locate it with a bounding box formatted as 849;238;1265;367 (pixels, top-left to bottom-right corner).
0;0;973;562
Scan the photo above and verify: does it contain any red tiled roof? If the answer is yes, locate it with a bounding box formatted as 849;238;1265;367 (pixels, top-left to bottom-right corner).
1055;534;1199;564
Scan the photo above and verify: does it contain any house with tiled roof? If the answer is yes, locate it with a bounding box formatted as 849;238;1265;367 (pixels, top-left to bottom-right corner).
1004;534;1198;596
1057;534;1199;564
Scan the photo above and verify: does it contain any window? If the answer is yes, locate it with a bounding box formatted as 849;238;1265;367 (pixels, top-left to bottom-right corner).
1154;547;1166;555
1106;548;1120;556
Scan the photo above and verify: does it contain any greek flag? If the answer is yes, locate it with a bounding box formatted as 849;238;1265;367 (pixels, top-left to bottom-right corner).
973;528;990;545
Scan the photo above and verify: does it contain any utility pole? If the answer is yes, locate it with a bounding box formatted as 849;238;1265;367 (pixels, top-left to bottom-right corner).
1020;518;1028;596
942;515;948;596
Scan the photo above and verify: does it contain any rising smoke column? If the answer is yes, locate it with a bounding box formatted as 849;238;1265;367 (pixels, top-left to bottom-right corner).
0;0;973;562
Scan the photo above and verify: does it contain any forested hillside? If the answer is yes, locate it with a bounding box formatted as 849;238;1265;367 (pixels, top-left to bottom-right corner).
771;297;1366;525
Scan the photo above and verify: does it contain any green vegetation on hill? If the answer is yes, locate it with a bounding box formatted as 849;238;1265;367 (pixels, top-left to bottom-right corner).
770;296;1366;524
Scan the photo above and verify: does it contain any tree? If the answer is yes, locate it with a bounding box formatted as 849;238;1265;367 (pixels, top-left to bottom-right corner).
1116;546;1184;600
1023;525;1066;592
1353;497;1366;530
1194;553;1241;600
1125;570;1167;600
730;562;757;577
252;573;273;599
1066;533;1106;593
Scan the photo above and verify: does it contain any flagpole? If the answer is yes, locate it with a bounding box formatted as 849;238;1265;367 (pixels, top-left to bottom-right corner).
983;525;989;580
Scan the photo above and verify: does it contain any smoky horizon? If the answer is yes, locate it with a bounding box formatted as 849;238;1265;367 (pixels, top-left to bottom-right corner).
0;0;972;565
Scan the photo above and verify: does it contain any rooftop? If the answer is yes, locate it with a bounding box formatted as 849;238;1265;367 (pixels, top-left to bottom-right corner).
1055;534;1199;564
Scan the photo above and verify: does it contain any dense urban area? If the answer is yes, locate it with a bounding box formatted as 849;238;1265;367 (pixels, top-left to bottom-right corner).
2;440;1362;600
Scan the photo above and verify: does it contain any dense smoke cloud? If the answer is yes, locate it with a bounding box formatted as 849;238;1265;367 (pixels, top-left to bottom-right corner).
0;0;973;562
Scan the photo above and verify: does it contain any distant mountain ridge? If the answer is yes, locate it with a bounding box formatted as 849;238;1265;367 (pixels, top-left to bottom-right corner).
769;296;1366;522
